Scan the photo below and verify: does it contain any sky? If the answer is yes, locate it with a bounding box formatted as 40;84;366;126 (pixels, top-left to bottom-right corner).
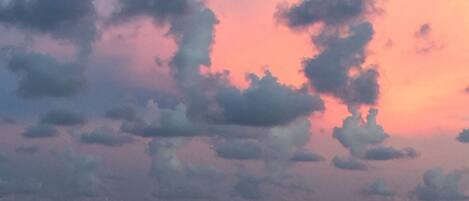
0;0;468;200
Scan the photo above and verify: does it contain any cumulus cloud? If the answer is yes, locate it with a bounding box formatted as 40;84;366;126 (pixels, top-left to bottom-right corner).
2;50;86;99
332;156;367;171
290;149;324;162
233;174;264;200
0;0;98;53
412;168;469;201
40;109;86;127
0;149;101;200
364;178;395;197
333;108;389;157
21;123;58;138
121;100;202;137
214;139;263;160
333;108;418;164
15;145;40;154
104;104;139;122
147;138;223;199
276;0;376;28
80;127;134;147
303;22;380;106
364;146;419;160
456;129;469;143
216;71;324;126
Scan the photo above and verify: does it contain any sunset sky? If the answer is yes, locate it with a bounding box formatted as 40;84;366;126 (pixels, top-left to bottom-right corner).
0;0;468;200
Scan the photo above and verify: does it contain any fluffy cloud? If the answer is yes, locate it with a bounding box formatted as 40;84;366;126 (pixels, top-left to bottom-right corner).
80;127;134;147
456;129;469;143
147;138;223;199
276;0;376;28
303;22;380;106
290;149;324;162
2;50;86;99
412;168;469;201
40;109;86;127
14;145;40;154
333;108;418;164
121;100;202;137
0;0;98;53
364;146;419;160
333;108;389;157
364;178;395;197
0;149;101;200
332;156;367;171
214;139;263;160
104;104;139;122
21;123;58;138
216;71;324;126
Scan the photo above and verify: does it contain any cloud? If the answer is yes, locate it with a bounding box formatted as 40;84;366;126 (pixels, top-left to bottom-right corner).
364;178;395;197
121;100;202;137
147;138;223;199
456;129;469;143
80;127;134;147
303;22;380;106
415;23;432;38
276;0;376;28
214;139;263;160
2;50;86;99
40;109;86;127
0;149;101;200
14;145;40;154
216;71;324;126
364;146;419;160
104;104;139;122
0;0;98;53
332;156;368;171
333;108;389;157
412;168;469;201
290;149;324;162
233;173;264;200
414;23;443;54
21;124;58;138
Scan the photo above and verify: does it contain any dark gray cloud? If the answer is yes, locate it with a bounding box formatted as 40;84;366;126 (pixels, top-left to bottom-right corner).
364;178;395;197
111;0;196;24
332;156;367;171
147;138;224;199
364;146;419;160
2;50;86;99
121;101;202;137
80;127;134;147
456;129;469;143
412;168;469;201
104;104;139;122
216;71;324;126
0;0;98;53
233;174;264;200
303;22;380;106
465;86;469;94
214;139;263;160
40;109;86;127
1;117;16;124
21;124;58;138
290;149;324;162
276;0;376;28
14;145;40;154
